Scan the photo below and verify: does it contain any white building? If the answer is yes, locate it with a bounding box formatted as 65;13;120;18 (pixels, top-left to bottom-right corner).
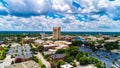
34;39;44;45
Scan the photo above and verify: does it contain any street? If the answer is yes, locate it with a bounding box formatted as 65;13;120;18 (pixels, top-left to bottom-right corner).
36;53;51;68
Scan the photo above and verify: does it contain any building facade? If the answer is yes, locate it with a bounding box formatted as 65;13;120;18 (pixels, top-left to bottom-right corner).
53;27;61;39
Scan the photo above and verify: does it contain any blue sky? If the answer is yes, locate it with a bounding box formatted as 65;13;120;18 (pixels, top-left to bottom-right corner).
0;0;120;31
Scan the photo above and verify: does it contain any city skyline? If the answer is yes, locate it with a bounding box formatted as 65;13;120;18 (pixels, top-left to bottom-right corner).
0;0;120;32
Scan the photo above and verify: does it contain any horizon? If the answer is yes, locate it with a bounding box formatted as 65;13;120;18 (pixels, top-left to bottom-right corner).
0;30;120;32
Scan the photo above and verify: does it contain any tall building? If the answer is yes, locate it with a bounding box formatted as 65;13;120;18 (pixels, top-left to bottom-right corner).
53;27;61;39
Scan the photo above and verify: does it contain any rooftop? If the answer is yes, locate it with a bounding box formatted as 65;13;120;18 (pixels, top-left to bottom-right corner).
51;54;66;60
5;60;40;68
60;64;73;68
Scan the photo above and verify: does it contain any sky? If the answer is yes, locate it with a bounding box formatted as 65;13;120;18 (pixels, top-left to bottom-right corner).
0;0;120;32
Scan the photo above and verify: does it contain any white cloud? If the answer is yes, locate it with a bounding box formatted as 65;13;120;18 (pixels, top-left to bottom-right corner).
52;0;72;13
0;0;120;31
6;0;52;15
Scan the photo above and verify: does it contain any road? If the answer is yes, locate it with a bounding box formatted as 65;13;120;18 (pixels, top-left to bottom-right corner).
36;53;51;68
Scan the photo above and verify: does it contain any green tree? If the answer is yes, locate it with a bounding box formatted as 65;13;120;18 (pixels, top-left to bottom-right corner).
37;45;44;52
66;56;74;63
98;40;104;44
111;66;114;68
41;64;46;68
72;62;77;67
4;39;9;43
56;60;65;68
55;49;65;54
79;55;88;65
76;51;84;61
72;40;83;46
104;41;119;51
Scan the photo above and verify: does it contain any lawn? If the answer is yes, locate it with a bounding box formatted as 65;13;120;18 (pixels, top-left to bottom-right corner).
0;47;8;60
0;50;6;60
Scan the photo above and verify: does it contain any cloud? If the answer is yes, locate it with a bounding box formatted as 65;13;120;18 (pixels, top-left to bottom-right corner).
4;0;52;17
0;1;8;15
0;0;120;31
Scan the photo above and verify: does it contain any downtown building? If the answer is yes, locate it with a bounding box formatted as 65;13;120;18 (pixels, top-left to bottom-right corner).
53;27;61;40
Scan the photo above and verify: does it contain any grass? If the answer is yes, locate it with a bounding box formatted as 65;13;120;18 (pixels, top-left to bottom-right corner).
38;58;43;66
0;50;6;60
0;47;8;60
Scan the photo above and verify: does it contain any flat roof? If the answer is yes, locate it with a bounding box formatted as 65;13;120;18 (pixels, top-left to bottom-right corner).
61;64;73;68
5;60;40;68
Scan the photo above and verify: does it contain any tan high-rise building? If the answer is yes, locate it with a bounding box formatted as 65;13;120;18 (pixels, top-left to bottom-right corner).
53;27;61;39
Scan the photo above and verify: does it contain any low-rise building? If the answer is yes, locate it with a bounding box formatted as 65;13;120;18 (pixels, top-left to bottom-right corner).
22;37;37;43
44;44;57;50
105;40;117;43
50;54;66;61
34;39;44;45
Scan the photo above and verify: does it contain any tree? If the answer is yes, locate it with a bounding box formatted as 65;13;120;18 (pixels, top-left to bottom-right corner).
31;56;38;62
66;56;74;63
37;45;44;52
76;51;84;61
72;40;83;46
111;66;114;68
66;46;79;57
72;62;77;67
4;39;9;43
88;57;94;64
79;55;88;65
56;60;65;68
41;64;46;68
95;62;105;68
55;49;65;54
11;61;14;64
98;40;104;44
86;41;97;51
104;41;119;51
